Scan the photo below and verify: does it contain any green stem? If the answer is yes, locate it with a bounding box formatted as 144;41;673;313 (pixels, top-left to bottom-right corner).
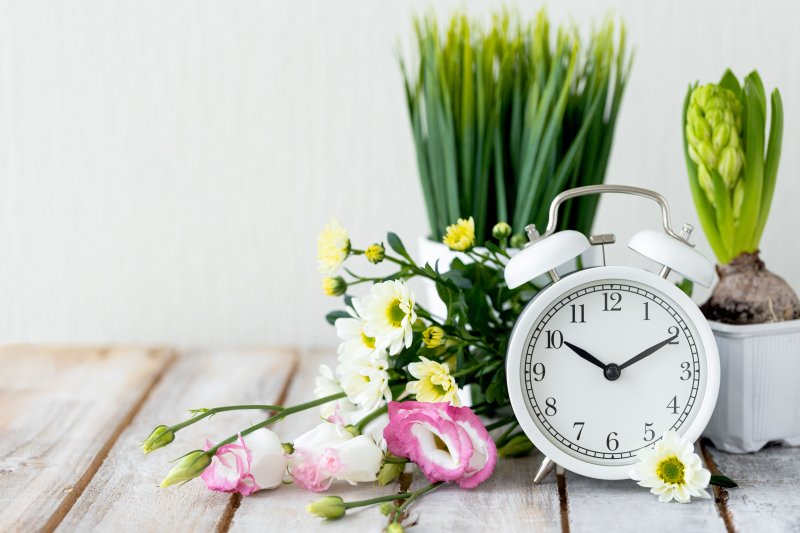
395;481;444;515
495;422;520;447
451;363;484;378
485;417;516;432
171;404;284;433
355;405;389;433
208;392;346;455
343;492;412;510
382;456;409;464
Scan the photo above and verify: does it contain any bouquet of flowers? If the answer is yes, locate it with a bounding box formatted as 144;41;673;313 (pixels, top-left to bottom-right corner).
142;217;737;531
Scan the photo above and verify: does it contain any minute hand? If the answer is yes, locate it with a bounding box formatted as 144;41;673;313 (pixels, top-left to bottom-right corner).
618;332;680;370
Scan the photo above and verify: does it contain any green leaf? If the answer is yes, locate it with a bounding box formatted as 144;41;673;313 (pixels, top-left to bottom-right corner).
325;310;350;325
752;88;783;248
709;474;738;488
676;278;694;297
735;74;766;254
387;232;411;261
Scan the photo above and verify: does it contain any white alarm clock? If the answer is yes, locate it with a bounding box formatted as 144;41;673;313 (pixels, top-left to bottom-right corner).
504;185;720;481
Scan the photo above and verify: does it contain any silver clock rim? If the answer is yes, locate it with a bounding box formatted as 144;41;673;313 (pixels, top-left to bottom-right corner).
505;265;720;480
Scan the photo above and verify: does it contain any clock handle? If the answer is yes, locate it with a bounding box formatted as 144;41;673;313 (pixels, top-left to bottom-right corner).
541;184;691;246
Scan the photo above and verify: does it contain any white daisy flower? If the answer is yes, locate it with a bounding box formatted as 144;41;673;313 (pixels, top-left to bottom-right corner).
360;280;417;355
629;430;712;503
317;218;350;275
334;299;384;362
337;353;392;412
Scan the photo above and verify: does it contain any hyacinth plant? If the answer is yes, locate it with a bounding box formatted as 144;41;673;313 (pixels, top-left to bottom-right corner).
403;9;632;244
142;217;736;527
683;70;799;324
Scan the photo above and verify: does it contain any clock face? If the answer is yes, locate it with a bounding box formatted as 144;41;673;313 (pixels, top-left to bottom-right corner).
518;277;708;467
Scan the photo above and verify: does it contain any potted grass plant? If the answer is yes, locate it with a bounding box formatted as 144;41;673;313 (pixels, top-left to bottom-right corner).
682;69;800;453
401;9;632;310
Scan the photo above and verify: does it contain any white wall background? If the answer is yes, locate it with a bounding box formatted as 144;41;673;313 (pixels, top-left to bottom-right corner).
0;0;798;349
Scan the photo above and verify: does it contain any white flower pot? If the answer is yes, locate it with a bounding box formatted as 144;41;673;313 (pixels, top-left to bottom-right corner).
702;319;800;453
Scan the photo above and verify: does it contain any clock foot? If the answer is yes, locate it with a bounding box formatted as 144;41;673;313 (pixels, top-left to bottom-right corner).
533;456;557;483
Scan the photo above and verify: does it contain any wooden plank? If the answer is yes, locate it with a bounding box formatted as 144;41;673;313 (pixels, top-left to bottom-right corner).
405;453;562;533
57;348;296;533
704;442;800;532
0;346;172;532
231;350;562;533
563;447;728;532
230;349;398;532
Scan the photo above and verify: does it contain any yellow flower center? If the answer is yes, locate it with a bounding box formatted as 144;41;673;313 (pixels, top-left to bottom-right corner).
387;299;406;327
656;455;686;485
361;332;376;349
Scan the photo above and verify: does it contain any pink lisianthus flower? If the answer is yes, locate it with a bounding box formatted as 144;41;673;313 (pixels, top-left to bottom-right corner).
383;401;497;489
201;429;287;496
289;421;383;492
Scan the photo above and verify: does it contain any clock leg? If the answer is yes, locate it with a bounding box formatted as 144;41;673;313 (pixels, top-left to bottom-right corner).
533;456;557;483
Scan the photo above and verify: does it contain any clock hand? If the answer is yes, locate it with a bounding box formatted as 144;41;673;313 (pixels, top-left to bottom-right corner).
563;341;608;371
618;331;680;370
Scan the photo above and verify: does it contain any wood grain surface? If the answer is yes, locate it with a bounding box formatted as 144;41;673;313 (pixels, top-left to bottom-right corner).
2;346;799;533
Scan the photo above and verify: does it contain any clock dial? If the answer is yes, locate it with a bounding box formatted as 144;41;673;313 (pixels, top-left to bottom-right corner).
520;278;706;466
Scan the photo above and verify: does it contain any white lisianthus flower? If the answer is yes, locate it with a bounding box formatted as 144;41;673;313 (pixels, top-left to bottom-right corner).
360;280;417;355
317;218;350;275
629;430;712;503
337;353;392;412
289;421;383;492
313;364;358;421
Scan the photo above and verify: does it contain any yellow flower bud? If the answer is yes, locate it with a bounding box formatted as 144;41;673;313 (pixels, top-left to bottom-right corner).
321;276;347;296
509;233;527;249
306;496;346;520
160;450;211;487
142;425;175;454
491;221;512;241
422;326;446;348
379;502;396;515
365;243;385;264
387;522;405;533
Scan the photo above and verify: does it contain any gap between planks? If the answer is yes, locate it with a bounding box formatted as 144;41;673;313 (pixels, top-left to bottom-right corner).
700;439;736;533
43;350;178;532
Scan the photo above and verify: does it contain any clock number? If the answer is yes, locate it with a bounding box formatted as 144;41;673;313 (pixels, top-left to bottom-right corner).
644;422;655;442
668;326;680;344
680;361;692;381
603;292;622;311
532;362;546;382
573;422;585;440
606;432;619;451
570;304;586;323
544;330;563;349
544;397;557;416
643;301;650;320
667;395;680;414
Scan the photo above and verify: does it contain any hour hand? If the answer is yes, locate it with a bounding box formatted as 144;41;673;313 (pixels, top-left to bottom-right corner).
563;341;607;371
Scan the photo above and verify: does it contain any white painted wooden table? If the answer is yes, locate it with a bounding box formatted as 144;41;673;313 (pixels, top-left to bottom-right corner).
1;346;798;532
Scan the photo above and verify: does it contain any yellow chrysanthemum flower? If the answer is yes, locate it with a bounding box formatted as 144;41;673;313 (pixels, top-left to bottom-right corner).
406;356;460;405
442;217;475;252
421;326;445;348
317;218;351;275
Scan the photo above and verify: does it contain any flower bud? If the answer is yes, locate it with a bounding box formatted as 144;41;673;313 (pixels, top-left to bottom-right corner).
321;276;347;297
365;243;385;264
379;502;396;515
142;425;175;454
497;434;536;458
160;450;211;487
306;496;346;520
421;326;445;349
509;233;527;249
344;424;361;437
377;461;404;486
281;442;294;455
492;221;512;241
387;522;405;533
